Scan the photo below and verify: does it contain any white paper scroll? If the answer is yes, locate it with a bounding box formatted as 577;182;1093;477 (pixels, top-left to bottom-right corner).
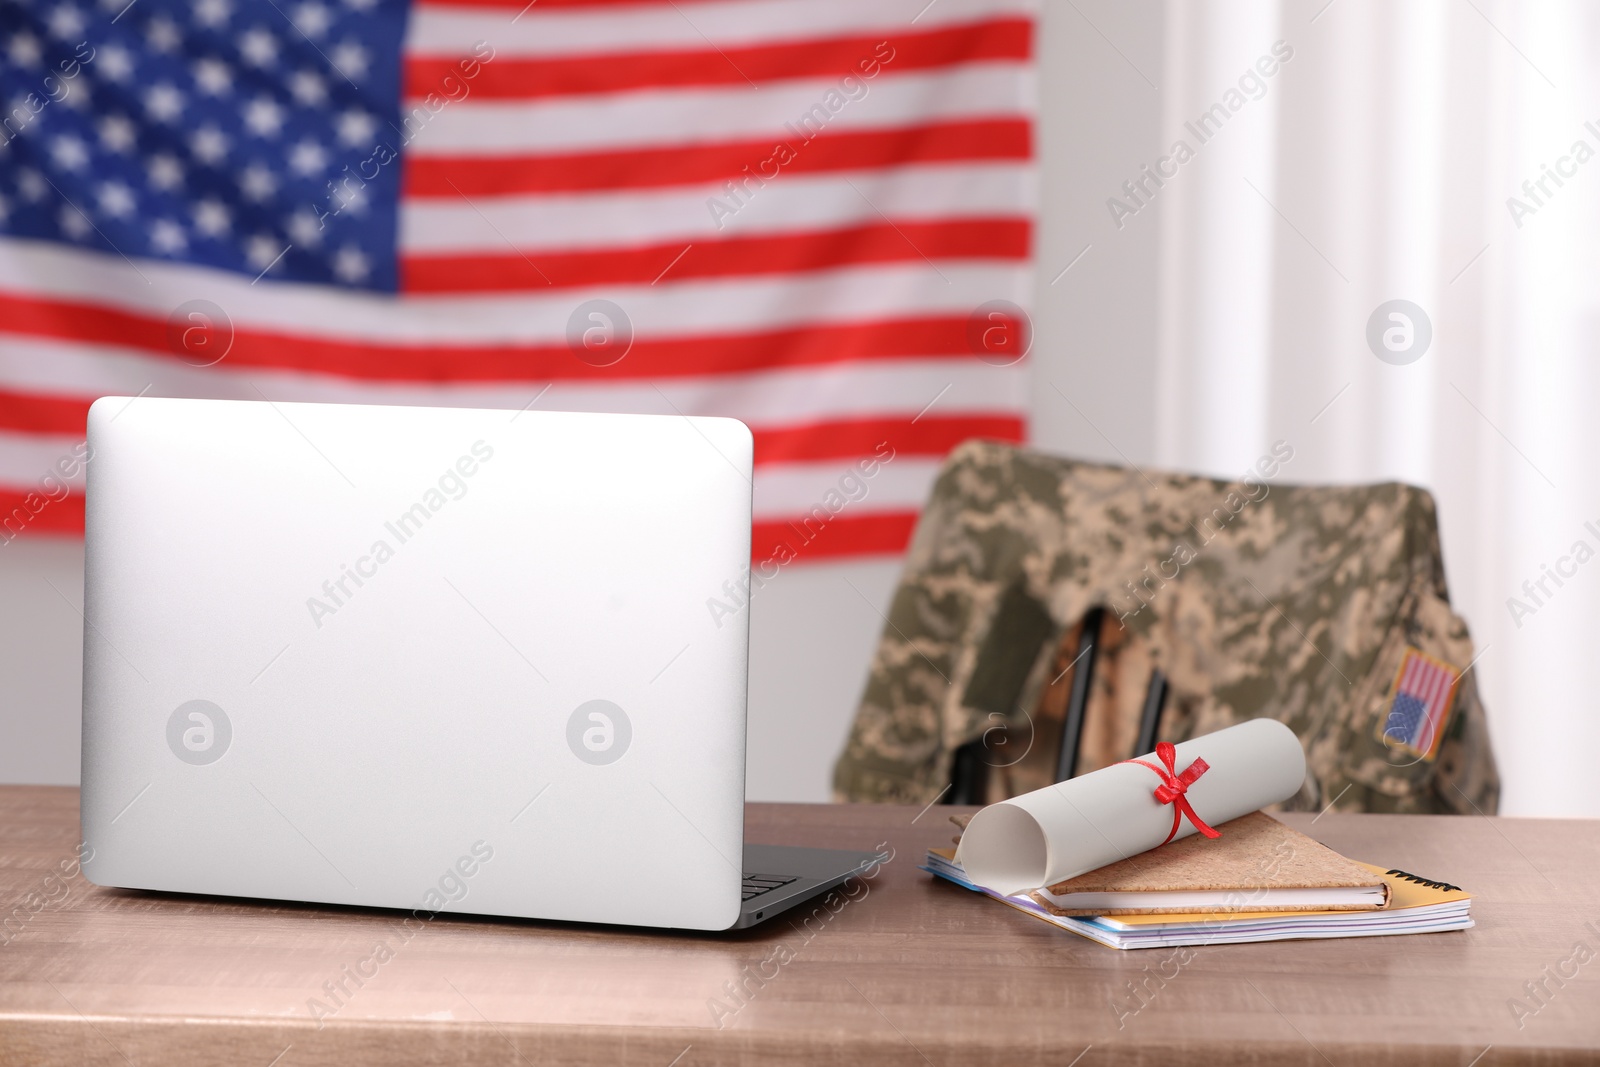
954;718;1308;895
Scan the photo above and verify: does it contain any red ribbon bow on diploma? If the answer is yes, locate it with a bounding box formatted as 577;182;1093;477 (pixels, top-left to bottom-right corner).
1120;742;1221;845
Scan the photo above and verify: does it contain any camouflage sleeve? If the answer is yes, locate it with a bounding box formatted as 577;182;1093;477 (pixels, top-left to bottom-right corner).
1304;579;1499;815
831;441;1065;802
828;574;968;803
830;443;1003;803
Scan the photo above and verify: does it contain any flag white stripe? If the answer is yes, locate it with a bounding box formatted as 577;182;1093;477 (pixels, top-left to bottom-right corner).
1407;660;1434;744
0;240;1029;343
1430;671;1456;744
407;0;1036;60
1397;656;1451;750
1417;663;1445;748
399;163;1032;253
0;430;86;491
1420;662;1453;747
0;336;1026;424
0;425;941;522
1401;655;1422;699
1417;661;1441;712
751;458;940;520
405;66;1032;155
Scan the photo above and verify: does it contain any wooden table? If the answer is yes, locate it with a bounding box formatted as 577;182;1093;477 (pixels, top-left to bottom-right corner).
1;786;1596;1065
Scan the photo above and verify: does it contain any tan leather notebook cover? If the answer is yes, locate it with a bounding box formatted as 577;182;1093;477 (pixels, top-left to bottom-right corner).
1012;811;1388;916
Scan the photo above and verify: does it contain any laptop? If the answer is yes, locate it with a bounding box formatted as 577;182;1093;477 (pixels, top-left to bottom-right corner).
79;397;884;930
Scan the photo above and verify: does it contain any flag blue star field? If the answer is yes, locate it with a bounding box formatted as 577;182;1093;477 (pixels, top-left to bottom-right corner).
0;0;1035;560
1;0;408;287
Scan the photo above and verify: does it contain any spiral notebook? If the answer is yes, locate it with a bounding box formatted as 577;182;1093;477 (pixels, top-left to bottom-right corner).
924;812;1473;949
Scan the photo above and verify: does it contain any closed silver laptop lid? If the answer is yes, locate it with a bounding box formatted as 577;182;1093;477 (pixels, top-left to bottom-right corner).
81;397;752;931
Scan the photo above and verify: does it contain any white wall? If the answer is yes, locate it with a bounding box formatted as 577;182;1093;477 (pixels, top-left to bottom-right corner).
0;539;85;784
0;0;1167;800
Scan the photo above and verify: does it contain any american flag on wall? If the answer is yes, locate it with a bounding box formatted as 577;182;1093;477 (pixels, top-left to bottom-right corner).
0;0;1035;560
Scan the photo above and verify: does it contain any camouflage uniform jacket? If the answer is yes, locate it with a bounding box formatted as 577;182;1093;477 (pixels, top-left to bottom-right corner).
832;440;1499;815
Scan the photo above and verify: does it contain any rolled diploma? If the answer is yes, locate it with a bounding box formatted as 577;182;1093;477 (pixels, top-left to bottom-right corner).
955;718;1307;895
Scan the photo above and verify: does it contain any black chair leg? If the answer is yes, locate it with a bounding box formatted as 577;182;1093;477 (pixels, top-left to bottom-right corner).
945;738;989;805
1053;607;1105;783
1134;668;1168;757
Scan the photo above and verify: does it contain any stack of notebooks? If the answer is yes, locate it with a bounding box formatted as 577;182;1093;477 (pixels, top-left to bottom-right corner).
924;811;1473;950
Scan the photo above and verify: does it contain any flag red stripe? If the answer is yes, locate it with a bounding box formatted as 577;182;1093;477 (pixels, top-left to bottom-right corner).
755;415;1021;465
405;21;1029;100
0;488;83;538
0;388;92;436
0;292;994;381
404;118;1030;197
400;218;1028;293
0;490;915;558
1420;662;1453;752
751;509;917;562
0;385;1020;466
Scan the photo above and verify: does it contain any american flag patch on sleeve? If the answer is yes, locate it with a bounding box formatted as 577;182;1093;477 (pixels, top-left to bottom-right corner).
1376;647;1461;760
